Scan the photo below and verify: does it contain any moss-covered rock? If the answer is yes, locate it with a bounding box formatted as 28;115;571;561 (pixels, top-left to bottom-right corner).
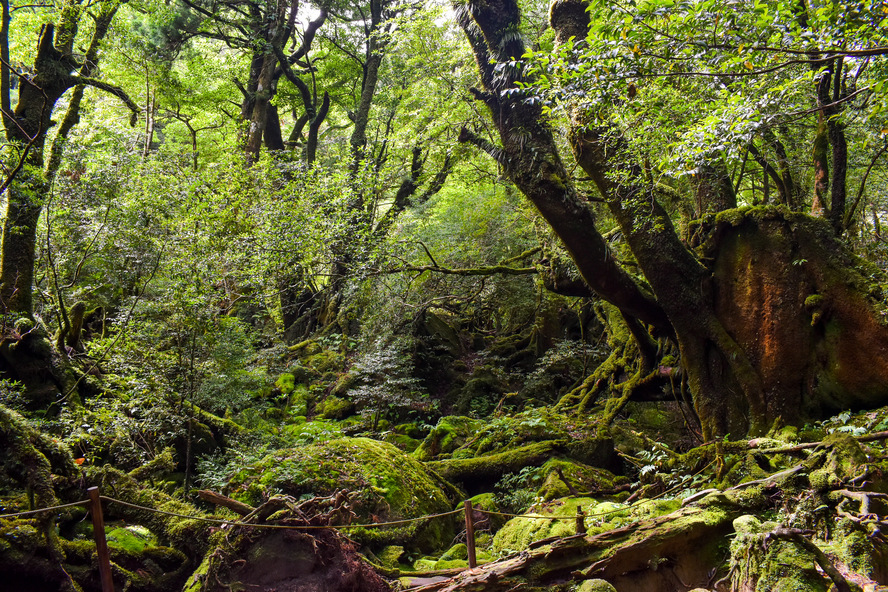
413;416;484;461
427;440;562;488
315;395;355;420
491;496;680;557
227;437;460;551
375;544;405;568
536;459;628;501
383;432;421;453
575;580;617;592
728;514;831;592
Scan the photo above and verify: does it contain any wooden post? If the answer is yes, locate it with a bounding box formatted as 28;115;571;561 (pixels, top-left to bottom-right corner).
463;500;477;569
576;507;586;535
88;487;115;592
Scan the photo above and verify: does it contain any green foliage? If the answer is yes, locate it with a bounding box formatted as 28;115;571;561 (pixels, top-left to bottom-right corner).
494;465;543;514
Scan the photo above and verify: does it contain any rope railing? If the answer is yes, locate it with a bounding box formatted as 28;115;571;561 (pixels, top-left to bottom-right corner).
100;496;464;530
0;499;89;519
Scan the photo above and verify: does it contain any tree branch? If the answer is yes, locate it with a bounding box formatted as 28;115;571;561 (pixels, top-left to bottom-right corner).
71;76;139;124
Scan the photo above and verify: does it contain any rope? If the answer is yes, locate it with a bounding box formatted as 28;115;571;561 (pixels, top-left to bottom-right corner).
0;499;90;519
102;496;463;530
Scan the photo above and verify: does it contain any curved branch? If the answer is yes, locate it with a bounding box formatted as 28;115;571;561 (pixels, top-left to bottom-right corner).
71;76;139;124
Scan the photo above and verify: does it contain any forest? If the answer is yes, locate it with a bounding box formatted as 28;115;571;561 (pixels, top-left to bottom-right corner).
2;0;888;590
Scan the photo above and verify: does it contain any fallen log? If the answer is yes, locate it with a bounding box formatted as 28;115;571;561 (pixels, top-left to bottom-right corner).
196;489;255;516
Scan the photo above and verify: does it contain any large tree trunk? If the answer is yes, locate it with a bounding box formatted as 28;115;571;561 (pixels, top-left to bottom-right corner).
0;23;77;314
458;0;888;439
696;209;888;422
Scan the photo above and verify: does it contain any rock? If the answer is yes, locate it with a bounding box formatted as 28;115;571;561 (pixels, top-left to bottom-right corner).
576;580;617;592
226;437;460;551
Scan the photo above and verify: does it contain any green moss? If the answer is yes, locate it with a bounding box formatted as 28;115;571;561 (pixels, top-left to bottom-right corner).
489;496;671;556
376;545;405;568
427;440;560;483
728;513;831;592
384;432;421;453
182;552;212;592
413;416;483;461
440;542;468;560
576;580;618;592
536;459;626;501
315;395;354;419
227;437;459;551
434;558;469;569
275;373;296;394
105;524;157;553
804;294;825;309
412;557;438;571
303;349;343;373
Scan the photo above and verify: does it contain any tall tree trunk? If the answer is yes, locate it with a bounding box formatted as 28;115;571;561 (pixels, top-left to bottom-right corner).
1;24;73;314
0;2;135;316
812;117;829;216
459;0;774;438
695;156;737;216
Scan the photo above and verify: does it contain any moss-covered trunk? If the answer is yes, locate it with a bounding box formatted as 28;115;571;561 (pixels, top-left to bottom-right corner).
460;0;888;439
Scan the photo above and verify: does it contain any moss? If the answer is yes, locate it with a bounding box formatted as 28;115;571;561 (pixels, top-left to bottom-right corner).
413;416;484;461
440;542;468;560
489;496;671;556
536;459;626;501
275;373;296;394
182;552;212;592
804;294;825;309
376;545;405;568
427;440;561;484
227;438;460;552
315;395;354;420
728;513;831;592
575;580;617;592
106;524;157;553
303;349;343;373
412;557;438;571
395;422;425;440
383;432;421;453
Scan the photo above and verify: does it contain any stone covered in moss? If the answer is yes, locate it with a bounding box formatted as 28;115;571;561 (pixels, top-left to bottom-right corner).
314;395;355;419
537;459;627;501
227;437;459;550
575;580;617;592
413;416;484;461
491;496;680;557
728;514;831;591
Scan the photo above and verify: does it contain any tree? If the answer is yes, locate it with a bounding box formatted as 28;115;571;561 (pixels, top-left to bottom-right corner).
453;0;888;439
0;0;137;316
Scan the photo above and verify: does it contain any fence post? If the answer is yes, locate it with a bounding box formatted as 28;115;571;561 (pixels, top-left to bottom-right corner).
576;507;586;535
463;500;477;569
88;487;115;592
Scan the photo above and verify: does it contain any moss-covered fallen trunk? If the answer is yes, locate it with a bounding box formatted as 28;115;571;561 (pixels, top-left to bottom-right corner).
425;437;618;488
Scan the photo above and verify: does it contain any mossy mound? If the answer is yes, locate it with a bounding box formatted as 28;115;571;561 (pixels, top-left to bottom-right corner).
537;459;628;501
491;496;680;557
728;515;831;592
413;416;484;461
227;437;460;551
315;395;355;419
